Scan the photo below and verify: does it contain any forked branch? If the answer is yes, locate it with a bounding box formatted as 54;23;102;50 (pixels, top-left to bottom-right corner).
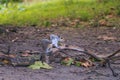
52;44;120;77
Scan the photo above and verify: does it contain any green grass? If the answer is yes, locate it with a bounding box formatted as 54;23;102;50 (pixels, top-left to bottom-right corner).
0;0;119;27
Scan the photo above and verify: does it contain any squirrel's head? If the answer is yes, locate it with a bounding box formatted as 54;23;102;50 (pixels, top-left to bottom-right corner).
50;34;65;42
58;35;65;42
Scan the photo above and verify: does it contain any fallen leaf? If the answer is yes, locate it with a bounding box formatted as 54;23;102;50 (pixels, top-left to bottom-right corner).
74;61;82;67
97;35;117;41
105;14;114;19
0;53;6;56
28;61;52;69
9;54;16;58
21;50;31;57
61;57;74;66
3;60;10;64
81;60;93;68
99;19;107;26
21;53;30;57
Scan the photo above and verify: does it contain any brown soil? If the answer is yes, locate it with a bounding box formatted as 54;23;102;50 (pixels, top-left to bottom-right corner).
0;26;120;80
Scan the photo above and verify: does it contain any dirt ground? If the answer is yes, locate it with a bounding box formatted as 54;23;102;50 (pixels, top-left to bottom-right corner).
0;26;120;80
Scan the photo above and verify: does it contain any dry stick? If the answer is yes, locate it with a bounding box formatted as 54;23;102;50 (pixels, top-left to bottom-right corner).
110;56;120;61
107;49;120;58
52;45;103;61
7;45;11;55
111;62;120;64
105;49;120;76
52;45;119;77
107;59;118;77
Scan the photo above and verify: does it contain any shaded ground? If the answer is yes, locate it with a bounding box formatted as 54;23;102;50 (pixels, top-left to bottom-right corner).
0;26;120;80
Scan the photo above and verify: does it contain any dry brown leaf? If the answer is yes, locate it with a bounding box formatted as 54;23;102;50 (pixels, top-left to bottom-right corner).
0;52;5;56
97;35;117;41
9;54;16;58
99;19;107;26
21;53;30;57
105;14;114;19
3;60;10;64
81;60;93;68
21;50;31;57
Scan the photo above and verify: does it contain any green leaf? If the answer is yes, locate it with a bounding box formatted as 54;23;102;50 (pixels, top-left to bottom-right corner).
74;61;82;67
28;61;52;69
61;57;74;66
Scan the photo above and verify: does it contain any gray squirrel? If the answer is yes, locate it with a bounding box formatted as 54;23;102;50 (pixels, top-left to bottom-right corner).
41;34;64;63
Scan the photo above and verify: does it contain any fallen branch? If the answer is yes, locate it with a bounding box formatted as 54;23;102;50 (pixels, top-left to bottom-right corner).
52;45;103;61
51;44;120;77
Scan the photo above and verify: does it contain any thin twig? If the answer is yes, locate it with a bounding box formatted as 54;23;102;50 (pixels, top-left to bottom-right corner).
107;49;120;58
107;60;118;77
